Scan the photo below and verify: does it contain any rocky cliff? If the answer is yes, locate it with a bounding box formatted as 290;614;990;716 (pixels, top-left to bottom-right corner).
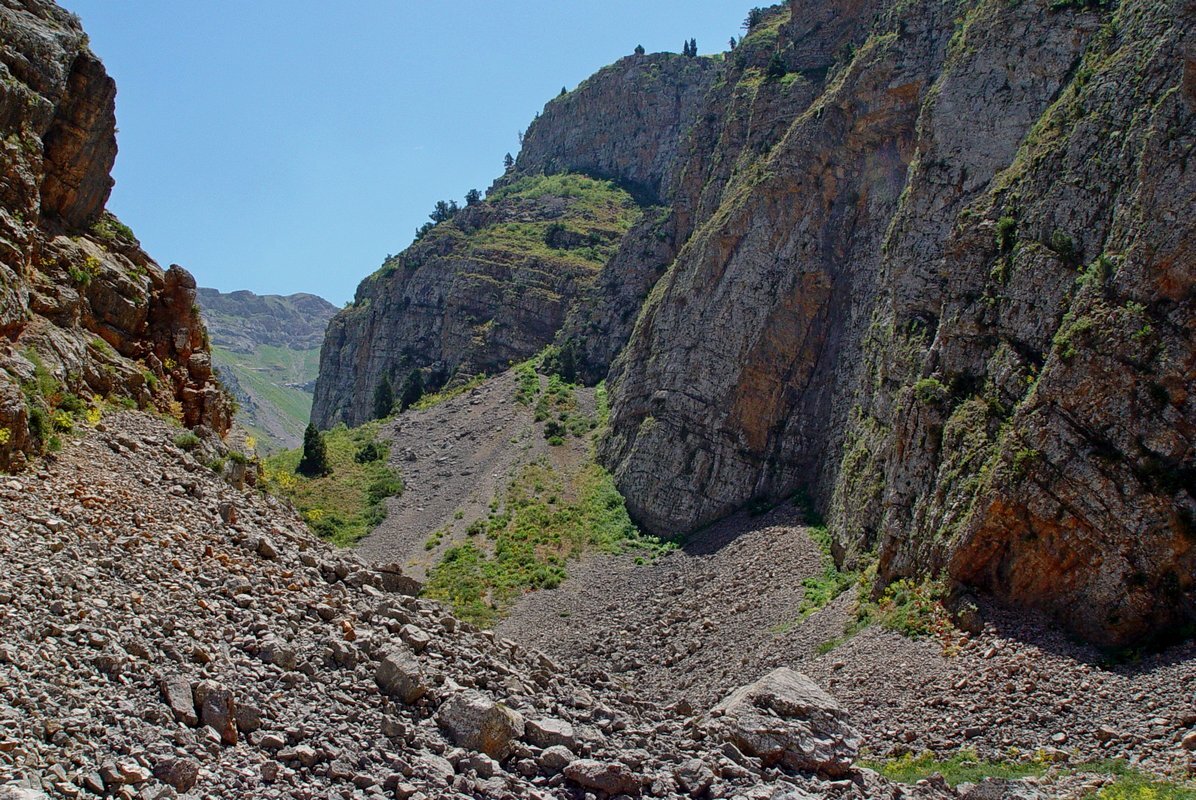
312;0;1192;647
196;288;336;353
601;0;1194;648
311;53;718;428
0;0;230;470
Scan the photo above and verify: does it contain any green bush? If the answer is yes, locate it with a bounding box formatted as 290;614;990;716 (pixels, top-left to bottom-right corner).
995;216;1016;253
354;440;384;463
173;432;201;450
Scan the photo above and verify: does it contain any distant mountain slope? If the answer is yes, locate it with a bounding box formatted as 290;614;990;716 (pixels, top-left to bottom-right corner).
196;288;336;452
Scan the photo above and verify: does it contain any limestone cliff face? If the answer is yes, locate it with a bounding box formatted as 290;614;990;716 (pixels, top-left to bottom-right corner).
518;53;718;204
0;1;230;470
310;0;1190;646
602;0;1194;647
311;174;642;427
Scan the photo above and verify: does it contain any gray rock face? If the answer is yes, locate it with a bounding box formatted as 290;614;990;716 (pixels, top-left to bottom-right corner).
519;53;718;204
196;288;337;353
311;52;718;427
600;0;1195;647
704;668;860;777
311;176;643;428
435;691;525;759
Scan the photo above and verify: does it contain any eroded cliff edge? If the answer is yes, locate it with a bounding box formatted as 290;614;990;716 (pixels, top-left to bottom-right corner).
0;1;231;469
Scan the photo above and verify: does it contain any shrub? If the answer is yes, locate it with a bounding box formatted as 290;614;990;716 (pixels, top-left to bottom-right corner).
1048;229;1080;268
914;377;948;406
372;376;394;420
354;440;384;463
765;53;787;82
173;432;200;450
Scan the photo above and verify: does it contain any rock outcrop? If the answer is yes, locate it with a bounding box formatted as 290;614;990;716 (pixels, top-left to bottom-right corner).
518;52;718;204
311;173;643;427
196;288;336;353
0;1;230;470
311;52;719;428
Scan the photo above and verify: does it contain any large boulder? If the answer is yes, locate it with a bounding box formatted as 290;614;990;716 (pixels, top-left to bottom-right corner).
435;691;525;760
704;668;859;777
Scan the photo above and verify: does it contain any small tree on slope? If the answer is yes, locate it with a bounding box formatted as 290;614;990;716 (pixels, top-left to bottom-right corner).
297;423;330;477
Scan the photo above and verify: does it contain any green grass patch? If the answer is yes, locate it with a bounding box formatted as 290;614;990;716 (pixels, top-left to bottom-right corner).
797;526;857;619
868;753;1195;798
410;373;485;411
424;459;670;626
1092;768;1196;800
533;374;595;441
211;344;321;445
264;421;403;547
863;750;1048;787
462;173;638;271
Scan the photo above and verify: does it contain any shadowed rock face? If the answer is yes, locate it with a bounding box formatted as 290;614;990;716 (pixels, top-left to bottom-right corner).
0;0;230;470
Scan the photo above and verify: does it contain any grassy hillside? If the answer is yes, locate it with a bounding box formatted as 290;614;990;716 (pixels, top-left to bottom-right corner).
198;288;336;453
212;344;322;452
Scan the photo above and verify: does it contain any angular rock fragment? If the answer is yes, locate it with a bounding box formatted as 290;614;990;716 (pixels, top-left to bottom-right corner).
193;680;238;745
160;675;198;726
563;758;641;796
375;645;428;703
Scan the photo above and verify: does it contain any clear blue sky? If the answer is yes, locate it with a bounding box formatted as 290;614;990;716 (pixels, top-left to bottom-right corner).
62;2;748;305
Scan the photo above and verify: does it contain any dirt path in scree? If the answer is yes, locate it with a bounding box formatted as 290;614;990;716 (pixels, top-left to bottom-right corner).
354;369;595;579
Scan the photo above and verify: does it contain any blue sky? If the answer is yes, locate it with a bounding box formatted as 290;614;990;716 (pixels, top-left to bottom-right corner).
62;2;748;305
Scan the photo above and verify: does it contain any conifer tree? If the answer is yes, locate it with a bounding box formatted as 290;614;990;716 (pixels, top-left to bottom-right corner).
297;423;330;477
372;376;394;420
399;369;425;412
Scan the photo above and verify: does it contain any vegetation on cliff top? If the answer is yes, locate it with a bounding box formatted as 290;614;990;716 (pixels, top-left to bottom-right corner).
365;172;640;289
